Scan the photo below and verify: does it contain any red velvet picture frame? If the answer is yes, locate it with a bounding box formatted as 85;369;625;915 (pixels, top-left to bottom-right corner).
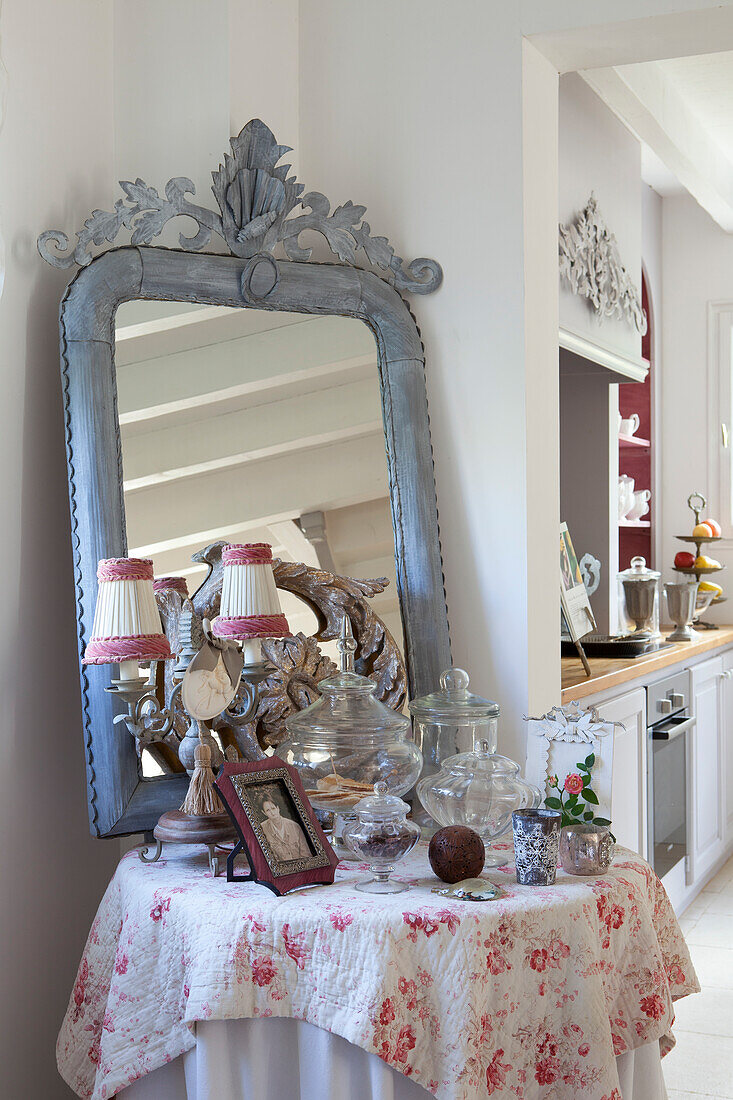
216;758;339;895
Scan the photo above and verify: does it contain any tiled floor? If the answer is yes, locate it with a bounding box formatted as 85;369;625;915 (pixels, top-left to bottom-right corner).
663;854;733;1098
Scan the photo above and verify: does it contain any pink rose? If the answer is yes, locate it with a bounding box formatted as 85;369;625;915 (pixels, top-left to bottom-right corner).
251;956;277;987
535;1057;560;1085
394;1025;416;1063
564;773;584;795
329;912;353;932
640;993;666;1021
529;948;549;972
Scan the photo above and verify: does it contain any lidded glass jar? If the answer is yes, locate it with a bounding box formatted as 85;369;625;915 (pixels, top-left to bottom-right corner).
409;668;499;775
618;556;661;638
342;782;421;893
417;739;539;866
279;618;422;815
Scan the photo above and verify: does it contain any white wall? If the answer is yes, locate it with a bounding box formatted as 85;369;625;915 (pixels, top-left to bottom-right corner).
298;1;536;759
0;2;120;1096
661;191;733;609
642;183;664;569
559;72;643;364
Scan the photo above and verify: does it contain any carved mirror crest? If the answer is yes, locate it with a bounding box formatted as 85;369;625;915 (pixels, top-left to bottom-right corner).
40;119;450;838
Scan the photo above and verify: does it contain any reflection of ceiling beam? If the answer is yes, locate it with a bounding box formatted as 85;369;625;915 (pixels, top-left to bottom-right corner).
117;313;376;414
582;64;733;232
116;306;305;365
126;433;390;551
123;422;383;493
119;357;375;431
268;520;321;569
297;511;337;573
121;375;380;478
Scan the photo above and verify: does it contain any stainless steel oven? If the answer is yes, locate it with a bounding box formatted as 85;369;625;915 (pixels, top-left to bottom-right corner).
647;670;695;880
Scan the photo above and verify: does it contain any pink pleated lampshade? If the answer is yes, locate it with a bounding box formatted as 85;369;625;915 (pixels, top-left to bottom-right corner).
83;558;173;664
153;576;189;598
212;543;290;642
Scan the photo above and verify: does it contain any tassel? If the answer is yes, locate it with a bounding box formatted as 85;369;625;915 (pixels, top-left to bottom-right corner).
181;727;224;816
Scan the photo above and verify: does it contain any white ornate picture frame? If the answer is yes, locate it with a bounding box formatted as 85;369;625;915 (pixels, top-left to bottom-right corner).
525;703;618;821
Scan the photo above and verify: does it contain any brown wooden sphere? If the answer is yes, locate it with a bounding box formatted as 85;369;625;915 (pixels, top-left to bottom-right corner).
428;825;485;883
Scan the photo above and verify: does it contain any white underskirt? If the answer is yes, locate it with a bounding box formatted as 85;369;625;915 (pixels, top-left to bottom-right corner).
120;1016;668;1100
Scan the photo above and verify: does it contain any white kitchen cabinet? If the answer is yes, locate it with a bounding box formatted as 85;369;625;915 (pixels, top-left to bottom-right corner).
595;687;647;857
690;655;725;882
721;650;733;845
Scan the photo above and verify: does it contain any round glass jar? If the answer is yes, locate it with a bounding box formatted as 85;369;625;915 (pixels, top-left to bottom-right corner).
342;782;421;893
416;739;540;866
409;668;499;775
278;620;422;816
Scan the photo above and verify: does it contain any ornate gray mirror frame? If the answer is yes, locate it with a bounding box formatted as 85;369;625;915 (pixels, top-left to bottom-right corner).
39;120;451;839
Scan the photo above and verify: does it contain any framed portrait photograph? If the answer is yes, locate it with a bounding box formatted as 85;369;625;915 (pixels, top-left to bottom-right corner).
215;758;339;895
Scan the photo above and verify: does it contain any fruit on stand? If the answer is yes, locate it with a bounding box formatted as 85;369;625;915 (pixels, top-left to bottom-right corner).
693;522;714;538
704;518;722;537
699;580;723;598
695;555;722;570
674;551;696;569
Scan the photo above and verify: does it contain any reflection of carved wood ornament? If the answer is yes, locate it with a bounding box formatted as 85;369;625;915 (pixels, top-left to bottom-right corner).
154;542;407;770
38;118;441;295
558;194;647;334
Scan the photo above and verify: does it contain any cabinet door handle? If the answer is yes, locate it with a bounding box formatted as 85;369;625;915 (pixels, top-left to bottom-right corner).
723;423;730;449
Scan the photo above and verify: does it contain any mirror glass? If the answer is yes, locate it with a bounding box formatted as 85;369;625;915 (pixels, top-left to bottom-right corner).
114;301;403;661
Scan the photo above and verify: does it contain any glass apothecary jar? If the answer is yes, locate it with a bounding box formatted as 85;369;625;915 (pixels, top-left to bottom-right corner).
409;668;499;775
342;782;421;893
278;619;423;816
617;556;661;639
416;738;540;866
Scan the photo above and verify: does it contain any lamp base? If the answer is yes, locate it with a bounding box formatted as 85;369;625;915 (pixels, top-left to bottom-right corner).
138;810;237;876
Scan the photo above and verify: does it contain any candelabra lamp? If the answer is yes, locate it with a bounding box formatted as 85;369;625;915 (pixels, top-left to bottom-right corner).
83;548;291;875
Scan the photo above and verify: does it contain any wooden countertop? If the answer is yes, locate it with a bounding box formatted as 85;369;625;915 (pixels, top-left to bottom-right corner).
561;626;733;703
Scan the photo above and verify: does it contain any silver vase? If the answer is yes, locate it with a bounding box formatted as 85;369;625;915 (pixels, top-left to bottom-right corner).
559;823;614;876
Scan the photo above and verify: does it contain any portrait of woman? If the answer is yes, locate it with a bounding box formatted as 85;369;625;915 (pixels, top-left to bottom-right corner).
256;785;312;862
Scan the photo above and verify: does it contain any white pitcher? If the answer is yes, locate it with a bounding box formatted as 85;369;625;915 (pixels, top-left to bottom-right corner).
626;488;651;521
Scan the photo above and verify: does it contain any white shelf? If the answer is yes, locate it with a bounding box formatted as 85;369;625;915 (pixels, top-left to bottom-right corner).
618;434;650;448
619;519;651;528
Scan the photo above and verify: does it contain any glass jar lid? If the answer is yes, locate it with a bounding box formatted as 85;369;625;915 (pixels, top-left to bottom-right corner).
409;668;500;723
618;555;660;581
439;739;521;778
352;781;411;822
284;617;411;741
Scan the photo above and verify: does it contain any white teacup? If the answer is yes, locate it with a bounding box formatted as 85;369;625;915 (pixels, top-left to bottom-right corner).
618;475;635;519
619;413;640;438
626;489;651;521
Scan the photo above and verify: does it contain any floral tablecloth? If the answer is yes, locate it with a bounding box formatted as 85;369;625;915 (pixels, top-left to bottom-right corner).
58;842;698;1100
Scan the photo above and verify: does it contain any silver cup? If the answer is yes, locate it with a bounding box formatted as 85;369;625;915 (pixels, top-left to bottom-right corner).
512;808;561;885
559;823;614;876
664;581;699;642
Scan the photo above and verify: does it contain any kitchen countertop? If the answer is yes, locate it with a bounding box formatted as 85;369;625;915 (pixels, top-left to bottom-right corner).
562;625;733;703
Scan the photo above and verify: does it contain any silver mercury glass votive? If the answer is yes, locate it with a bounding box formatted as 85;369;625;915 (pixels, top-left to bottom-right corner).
559;823;614;876
512;808;561;886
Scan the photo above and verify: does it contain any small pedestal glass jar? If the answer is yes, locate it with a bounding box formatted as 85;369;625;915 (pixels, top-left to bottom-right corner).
417;739;540;866
342;782;421;893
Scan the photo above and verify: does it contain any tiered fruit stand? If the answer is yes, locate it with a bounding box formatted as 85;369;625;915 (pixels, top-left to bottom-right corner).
672;491;725;629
